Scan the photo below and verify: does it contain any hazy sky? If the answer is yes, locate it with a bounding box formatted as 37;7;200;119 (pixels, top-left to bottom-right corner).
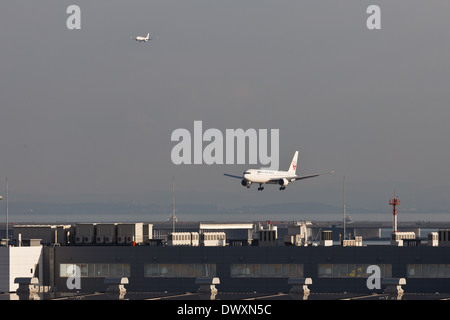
1;0;450;213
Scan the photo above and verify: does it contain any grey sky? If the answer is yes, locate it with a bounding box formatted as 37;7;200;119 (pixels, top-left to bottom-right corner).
1;0;450;213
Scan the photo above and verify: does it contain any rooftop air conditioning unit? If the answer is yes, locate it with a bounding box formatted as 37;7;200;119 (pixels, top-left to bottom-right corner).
75;235;83;244
117;235;125;244
320;230;333;247
104;235;114;244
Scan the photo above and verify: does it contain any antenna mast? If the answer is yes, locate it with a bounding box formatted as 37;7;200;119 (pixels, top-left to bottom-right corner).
5;178;8;247
389;190;400;233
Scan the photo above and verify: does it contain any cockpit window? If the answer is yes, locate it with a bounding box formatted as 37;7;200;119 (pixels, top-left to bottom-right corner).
244;171;251;175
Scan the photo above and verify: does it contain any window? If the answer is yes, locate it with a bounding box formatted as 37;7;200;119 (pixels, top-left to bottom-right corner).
159;264;174;277
98;264;109;277
318;264;333;278
80;264;88;277
333;264;348;278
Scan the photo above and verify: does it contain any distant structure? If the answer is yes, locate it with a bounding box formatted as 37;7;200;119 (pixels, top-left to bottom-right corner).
389;191;400;233
168;176;178;232
389;191;417;246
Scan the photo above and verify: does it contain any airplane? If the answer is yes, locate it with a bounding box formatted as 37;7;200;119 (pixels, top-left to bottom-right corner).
132;33;151;42
224;151;334;191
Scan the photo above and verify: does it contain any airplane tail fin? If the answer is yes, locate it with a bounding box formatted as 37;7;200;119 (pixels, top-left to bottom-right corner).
288;151;299;174
146;33;150;39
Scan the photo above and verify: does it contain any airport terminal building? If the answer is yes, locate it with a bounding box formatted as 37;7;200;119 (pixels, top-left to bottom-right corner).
3;222;450;295
45;244;450;294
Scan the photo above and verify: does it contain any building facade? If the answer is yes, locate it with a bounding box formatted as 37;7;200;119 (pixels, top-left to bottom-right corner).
44;245;450;294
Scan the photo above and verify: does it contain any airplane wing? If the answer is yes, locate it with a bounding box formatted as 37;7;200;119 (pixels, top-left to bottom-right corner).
224;173;244;179
292;170;334;181
267;170;334;182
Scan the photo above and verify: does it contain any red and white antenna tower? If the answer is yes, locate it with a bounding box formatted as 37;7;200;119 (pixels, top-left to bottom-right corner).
389;190;400;233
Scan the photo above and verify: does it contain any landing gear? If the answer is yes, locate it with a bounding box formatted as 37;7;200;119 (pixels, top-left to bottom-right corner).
257;184;264;191
279;186;286;190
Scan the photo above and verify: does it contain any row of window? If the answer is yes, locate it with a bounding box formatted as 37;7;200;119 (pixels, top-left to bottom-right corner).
59;263;450;279
407;264;450;278
144;264;216;278
60;263;131;278
231;264;303;278
318;264;392;278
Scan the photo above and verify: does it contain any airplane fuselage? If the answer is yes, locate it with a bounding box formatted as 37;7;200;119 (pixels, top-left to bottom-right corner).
135;33;150;42
243;169;294;184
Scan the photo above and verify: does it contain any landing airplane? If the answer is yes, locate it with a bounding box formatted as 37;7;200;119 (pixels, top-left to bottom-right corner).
132;33;151;42
224;151;334;191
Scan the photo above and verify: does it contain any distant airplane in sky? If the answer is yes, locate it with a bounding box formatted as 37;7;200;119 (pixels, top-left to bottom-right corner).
132;33;151;42
224;150;334;191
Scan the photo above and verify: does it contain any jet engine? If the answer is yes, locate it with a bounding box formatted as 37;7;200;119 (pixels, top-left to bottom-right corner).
278;178;289;186
242;180;251;188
